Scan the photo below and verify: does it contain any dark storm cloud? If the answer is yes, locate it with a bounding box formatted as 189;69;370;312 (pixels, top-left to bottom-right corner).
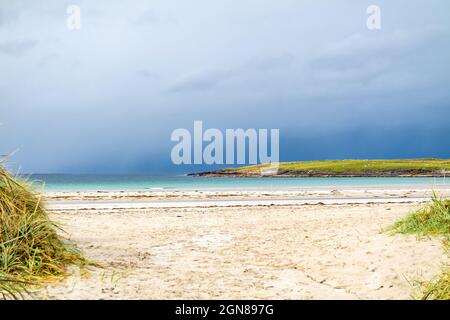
131;9;159;26
0;6;17;27
166;55;294;94
0;40;37;57
0;0;449;173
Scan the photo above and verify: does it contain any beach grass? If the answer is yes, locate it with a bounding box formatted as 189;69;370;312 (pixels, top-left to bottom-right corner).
389;195;449;237
218;159;450;176
388;194;449;300
0;165;85;299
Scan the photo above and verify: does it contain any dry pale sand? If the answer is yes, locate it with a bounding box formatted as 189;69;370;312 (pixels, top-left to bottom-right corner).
32;188;449;300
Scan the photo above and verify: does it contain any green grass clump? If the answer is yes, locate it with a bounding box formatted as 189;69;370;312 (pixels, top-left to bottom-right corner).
420;267;450;300
388;195;449;300
0;165;85;299
389;196;450;237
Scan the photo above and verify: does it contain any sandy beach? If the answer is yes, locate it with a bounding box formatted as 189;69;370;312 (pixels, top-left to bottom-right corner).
33;187;449;300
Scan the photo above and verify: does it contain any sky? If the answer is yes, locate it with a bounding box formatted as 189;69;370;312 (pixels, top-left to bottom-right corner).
1;0;450;174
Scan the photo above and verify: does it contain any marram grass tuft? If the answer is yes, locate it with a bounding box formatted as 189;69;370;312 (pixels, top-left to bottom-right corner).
388;194;449;300
389;195;449;237
0;165;85;299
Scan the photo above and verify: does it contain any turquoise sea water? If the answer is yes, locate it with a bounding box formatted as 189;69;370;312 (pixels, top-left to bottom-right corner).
28;174;450;192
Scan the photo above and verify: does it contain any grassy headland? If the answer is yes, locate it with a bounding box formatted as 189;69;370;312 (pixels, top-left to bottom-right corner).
388;195;449;300
193;159;450;177
0;165;85;299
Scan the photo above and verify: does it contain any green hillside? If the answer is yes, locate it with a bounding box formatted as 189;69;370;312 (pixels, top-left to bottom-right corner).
206;159;450;177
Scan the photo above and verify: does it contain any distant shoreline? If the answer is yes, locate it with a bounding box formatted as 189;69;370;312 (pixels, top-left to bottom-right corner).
189;159;450;178
189;172;448;178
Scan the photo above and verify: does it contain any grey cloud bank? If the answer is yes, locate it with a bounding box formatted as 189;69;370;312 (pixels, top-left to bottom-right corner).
0;0;449;173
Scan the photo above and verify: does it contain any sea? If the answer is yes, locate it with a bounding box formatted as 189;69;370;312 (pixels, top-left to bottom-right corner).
28;174;450;192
